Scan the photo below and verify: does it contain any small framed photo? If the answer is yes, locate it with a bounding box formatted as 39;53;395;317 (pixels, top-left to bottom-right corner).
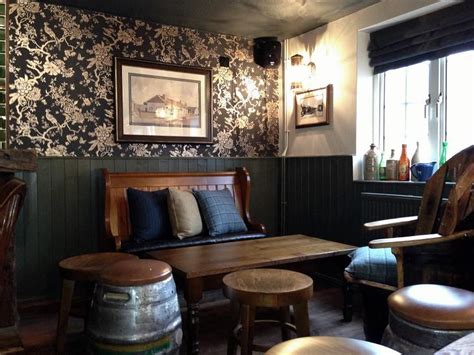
295;84;333;128
115;57;212;144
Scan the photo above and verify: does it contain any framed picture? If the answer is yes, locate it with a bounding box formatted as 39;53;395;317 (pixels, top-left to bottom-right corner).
115;57;212;143
295;84;333;128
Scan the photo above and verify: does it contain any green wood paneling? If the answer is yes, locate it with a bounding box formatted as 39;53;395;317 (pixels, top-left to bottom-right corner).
15;157;281;300
15;155;435;300
285;156;354;245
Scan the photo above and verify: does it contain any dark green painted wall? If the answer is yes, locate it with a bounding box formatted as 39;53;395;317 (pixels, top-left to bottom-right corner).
15;157;281;300
284;156;355;245
15;154;434;300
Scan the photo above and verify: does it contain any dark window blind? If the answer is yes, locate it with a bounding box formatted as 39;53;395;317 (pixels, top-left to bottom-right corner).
369;1;474;74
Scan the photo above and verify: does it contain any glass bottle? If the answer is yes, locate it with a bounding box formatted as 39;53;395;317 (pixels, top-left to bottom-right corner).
411;141;420;181
398;144;410;181
378;151;386;180
411;141;421;164
439;141;448;167
386;149;398;181
363;143;378;180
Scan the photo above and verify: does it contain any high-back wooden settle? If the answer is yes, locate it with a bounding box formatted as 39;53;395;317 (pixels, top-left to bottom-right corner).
102;167;265;250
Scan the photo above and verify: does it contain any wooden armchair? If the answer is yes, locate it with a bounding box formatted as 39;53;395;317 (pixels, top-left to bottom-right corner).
344;145;474;339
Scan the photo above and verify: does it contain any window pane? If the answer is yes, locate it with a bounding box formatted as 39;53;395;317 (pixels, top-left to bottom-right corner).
383;61;430;156
446;50;474;158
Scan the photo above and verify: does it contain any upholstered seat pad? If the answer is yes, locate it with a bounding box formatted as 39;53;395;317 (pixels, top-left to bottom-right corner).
120;231;267;253
345;246;397;286
389;284;474;330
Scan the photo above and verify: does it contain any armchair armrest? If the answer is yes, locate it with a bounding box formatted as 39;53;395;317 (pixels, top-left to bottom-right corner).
364;216;418;231
369;229;474;249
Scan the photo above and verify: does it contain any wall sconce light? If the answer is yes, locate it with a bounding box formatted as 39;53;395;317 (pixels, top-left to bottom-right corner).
290;54;316;90
290;54;304;90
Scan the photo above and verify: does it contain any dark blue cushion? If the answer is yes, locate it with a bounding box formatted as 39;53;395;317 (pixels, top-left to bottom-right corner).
193;189;247;237
345;246;397;286
126;188;171;242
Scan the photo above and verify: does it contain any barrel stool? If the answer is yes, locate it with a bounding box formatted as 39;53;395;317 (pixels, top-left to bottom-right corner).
56;252;138;353
382;284;474;353
265;336;400;354
87;259;182;354
223;268;313;355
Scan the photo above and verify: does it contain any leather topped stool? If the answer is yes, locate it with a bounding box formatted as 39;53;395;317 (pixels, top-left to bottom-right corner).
265;336;400;355
56;252;138;353
223;268;313;355
382;284;474;353
87;259;182;354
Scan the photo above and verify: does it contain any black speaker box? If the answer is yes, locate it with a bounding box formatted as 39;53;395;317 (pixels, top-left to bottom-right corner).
253;37;281;68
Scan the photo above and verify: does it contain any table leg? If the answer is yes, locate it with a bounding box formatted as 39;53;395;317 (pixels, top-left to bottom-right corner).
184;278;203;355
56;278;75;354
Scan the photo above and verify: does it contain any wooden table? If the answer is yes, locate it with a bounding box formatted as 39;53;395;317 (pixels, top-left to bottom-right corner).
147;234;356;354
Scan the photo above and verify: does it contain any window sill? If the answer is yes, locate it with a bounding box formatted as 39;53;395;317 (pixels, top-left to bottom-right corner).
354;180;426;184
354;180;455;186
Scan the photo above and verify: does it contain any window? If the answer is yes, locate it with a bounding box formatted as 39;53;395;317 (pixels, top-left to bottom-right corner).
377;50;474;161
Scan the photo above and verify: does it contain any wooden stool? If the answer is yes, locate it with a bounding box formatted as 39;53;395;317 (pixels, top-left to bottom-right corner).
382;284;474;353
223;268;313;355
265;336;400;354
56;252;138;353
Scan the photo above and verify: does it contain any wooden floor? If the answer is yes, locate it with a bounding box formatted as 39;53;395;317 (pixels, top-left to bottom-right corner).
2;285;363;354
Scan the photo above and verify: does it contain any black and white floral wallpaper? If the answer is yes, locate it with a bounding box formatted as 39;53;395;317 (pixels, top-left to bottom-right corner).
8;2;279;157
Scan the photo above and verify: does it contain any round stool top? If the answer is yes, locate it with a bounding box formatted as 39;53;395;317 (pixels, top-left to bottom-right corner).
59;252;138;282
265;336;400;355
223;268;313;307
389;284;474;330
100;259;172;286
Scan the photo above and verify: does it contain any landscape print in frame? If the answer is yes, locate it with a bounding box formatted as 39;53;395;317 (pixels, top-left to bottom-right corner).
115;57;212;143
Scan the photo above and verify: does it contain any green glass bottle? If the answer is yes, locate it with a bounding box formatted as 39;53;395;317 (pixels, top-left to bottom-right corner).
378;151;386;180
439;141;448;167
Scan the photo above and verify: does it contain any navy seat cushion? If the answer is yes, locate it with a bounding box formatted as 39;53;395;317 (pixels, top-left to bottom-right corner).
121;231;267;253
345;246;397;286
126;188;171;242
193;189;248;237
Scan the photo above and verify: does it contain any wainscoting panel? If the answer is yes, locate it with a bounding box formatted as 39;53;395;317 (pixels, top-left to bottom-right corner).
15;157;281;299
358;192;422;245
284;156;354;245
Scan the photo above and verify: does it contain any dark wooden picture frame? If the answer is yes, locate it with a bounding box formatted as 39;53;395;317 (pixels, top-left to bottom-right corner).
115;57;212;144
295;84;333;128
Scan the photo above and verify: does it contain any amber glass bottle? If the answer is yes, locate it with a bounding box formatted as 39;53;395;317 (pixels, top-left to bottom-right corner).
398;144;410;181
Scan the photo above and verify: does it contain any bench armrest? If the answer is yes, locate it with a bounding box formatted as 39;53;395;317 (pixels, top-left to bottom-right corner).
246;220;266;234
369;229;474;249
364;216;418;231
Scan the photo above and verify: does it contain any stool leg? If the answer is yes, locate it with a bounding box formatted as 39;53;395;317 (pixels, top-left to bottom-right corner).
56;279;75;354
240;304;255;355
293;302;310;337
227;301;240;355
280;306;291;341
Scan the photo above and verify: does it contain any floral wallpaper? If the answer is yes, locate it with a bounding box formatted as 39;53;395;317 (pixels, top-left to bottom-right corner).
8;2;279;157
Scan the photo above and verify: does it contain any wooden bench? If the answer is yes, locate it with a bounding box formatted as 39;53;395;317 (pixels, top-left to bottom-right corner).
102;167;267;253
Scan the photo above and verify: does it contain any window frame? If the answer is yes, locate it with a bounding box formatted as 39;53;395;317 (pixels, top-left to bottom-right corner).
374;57;451;163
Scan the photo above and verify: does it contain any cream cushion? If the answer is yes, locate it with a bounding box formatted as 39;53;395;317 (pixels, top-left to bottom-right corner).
167;188;203;239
